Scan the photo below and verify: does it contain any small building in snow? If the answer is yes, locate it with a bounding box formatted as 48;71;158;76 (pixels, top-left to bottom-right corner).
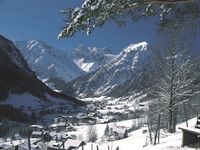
110;126;129;140
49;122;69;132
63;139;86;150
31;131;51;141
54;115;79;125
47;139;85;150
78;116;97;125
30;125;43;132
31;131;43;139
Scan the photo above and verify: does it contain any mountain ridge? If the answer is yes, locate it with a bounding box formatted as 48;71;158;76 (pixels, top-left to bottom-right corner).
15;40;115;91
0;35;85;106
64;41;153;98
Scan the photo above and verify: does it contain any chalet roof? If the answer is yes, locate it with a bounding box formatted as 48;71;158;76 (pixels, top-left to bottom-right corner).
47;140;62;149
47;139;85;150
112;127;128;134
78;116;96;121
50;131;69;140
55;115;77;120
179;127;200;135
30;125;43;129
50;122;68;128
63;139;86;149
32;131;43;136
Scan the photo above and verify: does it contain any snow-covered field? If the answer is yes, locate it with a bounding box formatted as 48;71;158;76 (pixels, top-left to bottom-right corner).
67;118;147;141
82;93;148;117
77;117;198;150
0;116;198;150
0;92;83;119
1;93;44;109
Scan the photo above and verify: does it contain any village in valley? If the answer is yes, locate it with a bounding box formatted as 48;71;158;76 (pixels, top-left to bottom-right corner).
0;0;200;150
0;112;148;150
2;108;200;150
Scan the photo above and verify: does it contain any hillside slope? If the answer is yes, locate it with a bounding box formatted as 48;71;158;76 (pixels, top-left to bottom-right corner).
0;35;85;106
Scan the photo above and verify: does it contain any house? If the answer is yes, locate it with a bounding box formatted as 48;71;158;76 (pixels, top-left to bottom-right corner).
31;131;51;142
47;140;63;150
31;131;44;138
195;115;200;129
51;116;77;132
47;139;85;150
50;131;72;142
54;116;79;125
63;139;86;150
0;140;24;150
78;116;97;125
67;116;79;125
54;116;66;124
18;138;43;150
179;127;200;147
110;126;129;140
50;122;69;132
30;125;43;132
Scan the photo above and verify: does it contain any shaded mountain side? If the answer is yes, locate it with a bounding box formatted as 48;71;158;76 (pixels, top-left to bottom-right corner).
0;35;85;106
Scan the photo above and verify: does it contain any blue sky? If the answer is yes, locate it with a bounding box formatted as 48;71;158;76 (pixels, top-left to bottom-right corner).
0;0;158;53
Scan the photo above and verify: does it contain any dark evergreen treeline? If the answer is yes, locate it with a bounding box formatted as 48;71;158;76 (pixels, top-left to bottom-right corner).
0;104;36;123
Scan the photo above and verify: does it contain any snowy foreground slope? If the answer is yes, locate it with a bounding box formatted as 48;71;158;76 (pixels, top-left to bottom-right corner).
81;118;197;150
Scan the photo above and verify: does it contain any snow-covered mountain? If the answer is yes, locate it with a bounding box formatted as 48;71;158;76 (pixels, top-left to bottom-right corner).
67;45;116;72
0;35;85;106
65;42;153;98
15;41;115;90
15;40;84;89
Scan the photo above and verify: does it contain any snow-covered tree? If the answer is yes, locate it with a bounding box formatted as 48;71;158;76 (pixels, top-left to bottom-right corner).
87;125;97;142
58;0;200;38
150;37;198;133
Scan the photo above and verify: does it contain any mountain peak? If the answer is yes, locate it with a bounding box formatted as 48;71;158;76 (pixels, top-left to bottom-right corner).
68;45;115;72
16;39;54;53
15;40;84;87
123;41;148;53
65;41;151;98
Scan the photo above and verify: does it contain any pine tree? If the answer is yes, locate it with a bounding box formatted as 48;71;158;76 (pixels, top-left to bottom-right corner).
104;124;110;137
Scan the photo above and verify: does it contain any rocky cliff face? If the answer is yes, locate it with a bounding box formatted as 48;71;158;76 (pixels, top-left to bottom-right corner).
67;45;115;72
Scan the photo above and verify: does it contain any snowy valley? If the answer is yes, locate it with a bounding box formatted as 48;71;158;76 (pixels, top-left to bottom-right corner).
1;34;200;150
1;0;200;149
